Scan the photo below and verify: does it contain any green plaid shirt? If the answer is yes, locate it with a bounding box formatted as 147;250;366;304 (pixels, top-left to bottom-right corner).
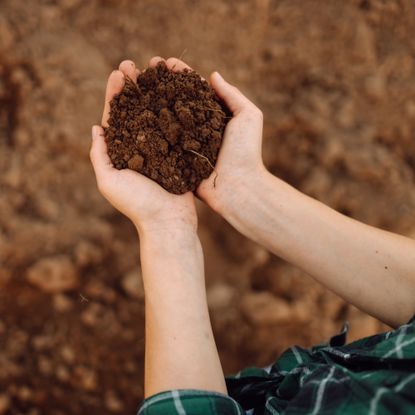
138;316;415;414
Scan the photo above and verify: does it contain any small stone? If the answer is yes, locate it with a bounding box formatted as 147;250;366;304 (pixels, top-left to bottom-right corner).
75;366;97;391
81;303;102;327
17;386;32;401
26;255;79;294
56;365;70;382
251;247;270;267
240;292;292;326
105;391;123;412
207;284;235;310
32;335;53;351
38;357;53;375
364;74;385;100
121;269;144;300
85;280;117;303
53;294;74;312
61;346;76;364
127;154;144;171
75;241;102;267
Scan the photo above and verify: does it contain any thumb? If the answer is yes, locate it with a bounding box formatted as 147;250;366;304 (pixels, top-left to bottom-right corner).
90;125;114;178
210;72;253;115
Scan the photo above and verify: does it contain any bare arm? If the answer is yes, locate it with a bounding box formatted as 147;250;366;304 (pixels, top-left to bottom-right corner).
221;170;415;328
196;67;415;328
140;224;226;397
90;58;226;398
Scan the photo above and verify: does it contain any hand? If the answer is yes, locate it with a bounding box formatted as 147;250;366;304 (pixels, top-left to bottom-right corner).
142;57;266;219
196;67;267;218
90;58;197;235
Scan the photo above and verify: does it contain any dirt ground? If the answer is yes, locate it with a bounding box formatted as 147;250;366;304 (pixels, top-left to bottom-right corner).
1;0;415;413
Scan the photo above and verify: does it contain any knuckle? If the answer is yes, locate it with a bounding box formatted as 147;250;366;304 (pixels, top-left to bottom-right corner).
166;57;177;65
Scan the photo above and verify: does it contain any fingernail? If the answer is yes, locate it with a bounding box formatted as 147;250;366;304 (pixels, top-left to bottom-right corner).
111;69;124;78
92;125;100;139
215;71;224;81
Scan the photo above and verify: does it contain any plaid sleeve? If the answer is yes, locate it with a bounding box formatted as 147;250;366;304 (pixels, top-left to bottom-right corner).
137;389;245;415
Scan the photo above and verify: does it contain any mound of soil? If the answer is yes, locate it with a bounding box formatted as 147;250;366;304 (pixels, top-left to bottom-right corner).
105;62;228;194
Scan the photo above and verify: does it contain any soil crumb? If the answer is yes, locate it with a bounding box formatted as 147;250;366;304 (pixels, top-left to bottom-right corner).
105;62;228;194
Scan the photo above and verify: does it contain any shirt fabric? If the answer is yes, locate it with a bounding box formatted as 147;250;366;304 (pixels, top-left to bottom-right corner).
137;316;415;414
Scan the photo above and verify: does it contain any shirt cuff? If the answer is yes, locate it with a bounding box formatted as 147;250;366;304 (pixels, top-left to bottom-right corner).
137;389;245;415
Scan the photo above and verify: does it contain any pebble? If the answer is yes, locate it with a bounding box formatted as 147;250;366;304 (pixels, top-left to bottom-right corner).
26;255;79;294
56;365;70;382
38;357;53;376
240;292;292;326
127;154;144;171
53;294;74;312
75;366;97;391
60;346;75;364
207;284;235;310
121;269;144;300
105;391;123;412
75;241;103;267
17;386;32;401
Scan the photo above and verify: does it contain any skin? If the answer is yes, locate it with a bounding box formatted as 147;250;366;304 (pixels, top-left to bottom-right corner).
91;56;415;397
91;57;226;397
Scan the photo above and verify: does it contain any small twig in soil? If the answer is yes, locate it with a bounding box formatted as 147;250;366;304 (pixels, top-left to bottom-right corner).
202;107;232;119
172;48;188;70
178;48;188;61
79;293;89;303
203;107;225;113
186;149;218;188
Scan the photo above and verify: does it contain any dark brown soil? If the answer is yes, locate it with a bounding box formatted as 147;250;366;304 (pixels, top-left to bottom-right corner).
105;62;228;194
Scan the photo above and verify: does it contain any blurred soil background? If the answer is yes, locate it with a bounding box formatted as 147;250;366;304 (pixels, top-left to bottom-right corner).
1;0;415;413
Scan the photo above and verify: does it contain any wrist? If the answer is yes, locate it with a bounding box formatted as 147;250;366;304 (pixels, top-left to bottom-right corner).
134;216;198;239
138;219;200;249
216;167;271;221
219;169;294;243
139;222;204;287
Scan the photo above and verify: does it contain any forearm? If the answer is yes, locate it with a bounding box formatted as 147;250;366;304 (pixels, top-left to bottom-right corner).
139;224;226;398
221;171;415;327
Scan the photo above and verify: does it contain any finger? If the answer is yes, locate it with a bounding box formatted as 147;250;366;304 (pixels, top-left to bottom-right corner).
119;60;138;83
210;71;255;116
166;57;193;72
101;70;125;127
90;125;114;178
149;56;165;68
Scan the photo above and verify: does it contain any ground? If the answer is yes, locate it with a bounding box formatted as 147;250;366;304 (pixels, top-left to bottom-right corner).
1;0;415;413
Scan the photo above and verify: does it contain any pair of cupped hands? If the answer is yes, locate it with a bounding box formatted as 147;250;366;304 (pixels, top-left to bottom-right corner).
90;56;265;236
